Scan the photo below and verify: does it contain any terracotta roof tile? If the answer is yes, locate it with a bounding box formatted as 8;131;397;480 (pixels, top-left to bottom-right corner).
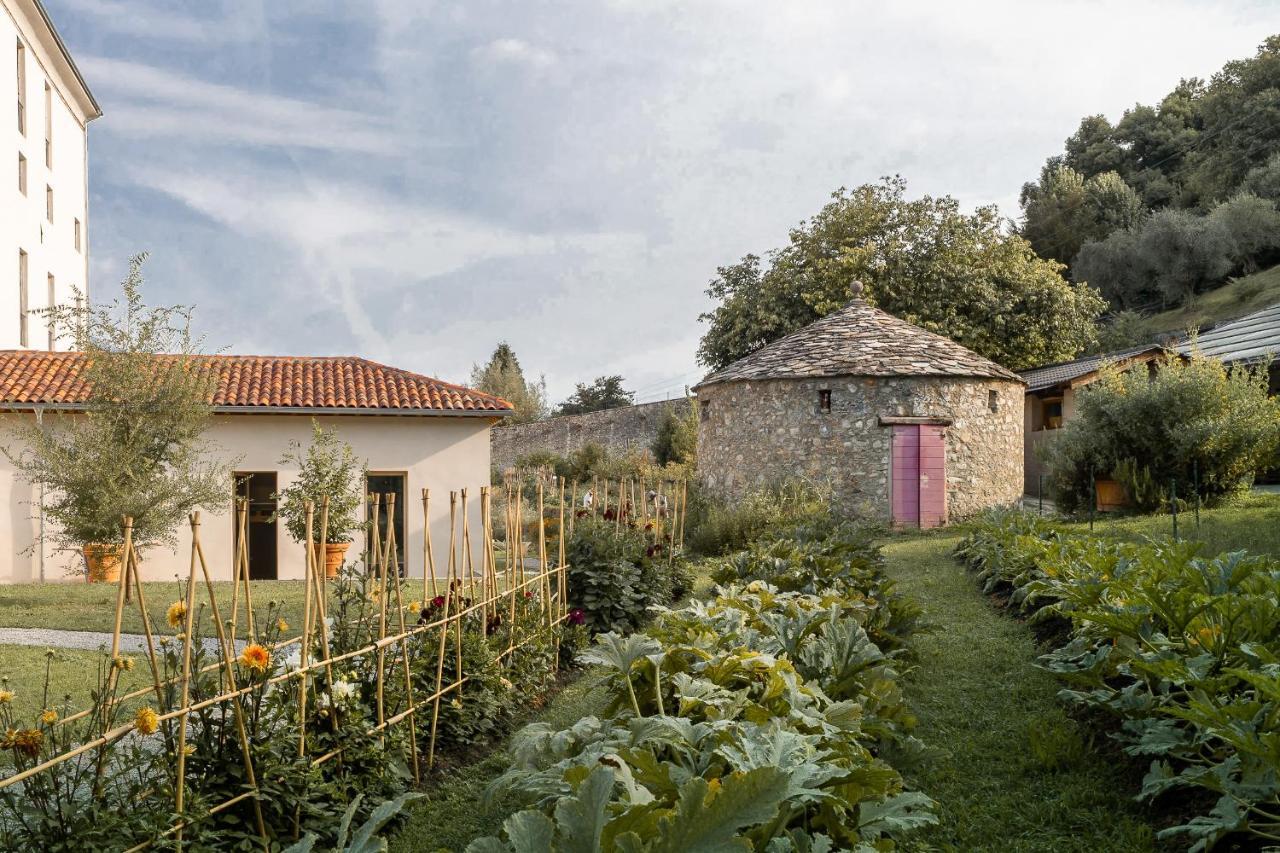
0;351;513;414
695;299;1023;387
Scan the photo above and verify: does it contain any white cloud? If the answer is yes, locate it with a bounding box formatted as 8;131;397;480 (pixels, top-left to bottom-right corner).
80;56;403;155
471;38;557;70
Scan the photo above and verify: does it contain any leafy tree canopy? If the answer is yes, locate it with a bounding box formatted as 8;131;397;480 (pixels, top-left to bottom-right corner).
469;342;547;424
697;176;1106;372
555;375;634;416
4;254;229;553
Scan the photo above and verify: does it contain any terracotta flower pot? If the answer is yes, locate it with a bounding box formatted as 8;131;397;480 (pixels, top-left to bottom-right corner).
83;543;122;583
319;542;350;578
1095;478;1130;513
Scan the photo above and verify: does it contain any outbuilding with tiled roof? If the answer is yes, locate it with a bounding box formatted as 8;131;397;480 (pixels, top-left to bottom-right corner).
0;350;512;585
693;292;1025;527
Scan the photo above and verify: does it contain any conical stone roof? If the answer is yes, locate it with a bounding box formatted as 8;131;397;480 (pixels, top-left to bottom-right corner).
695;299;1023;388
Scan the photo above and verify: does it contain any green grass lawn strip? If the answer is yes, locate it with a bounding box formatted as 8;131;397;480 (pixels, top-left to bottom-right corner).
883;532;1159;852
386;672;608;852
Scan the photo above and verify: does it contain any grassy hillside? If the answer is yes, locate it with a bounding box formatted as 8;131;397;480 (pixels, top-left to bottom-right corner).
1141;264;1280;337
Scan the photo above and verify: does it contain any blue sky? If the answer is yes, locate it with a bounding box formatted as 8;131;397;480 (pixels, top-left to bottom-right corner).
47;0;1280;402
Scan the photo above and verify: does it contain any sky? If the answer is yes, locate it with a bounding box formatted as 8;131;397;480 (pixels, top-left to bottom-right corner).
46;0;1280;404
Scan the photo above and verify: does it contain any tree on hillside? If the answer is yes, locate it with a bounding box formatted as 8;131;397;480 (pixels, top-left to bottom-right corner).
554;375;634;416
469;342;547;424
1021;165;1145;265
1208;192;1280;274
697;176;1107;372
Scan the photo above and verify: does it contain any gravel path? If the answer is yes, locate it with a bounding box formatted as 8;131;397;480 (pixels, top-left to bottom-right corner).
0;627;245;654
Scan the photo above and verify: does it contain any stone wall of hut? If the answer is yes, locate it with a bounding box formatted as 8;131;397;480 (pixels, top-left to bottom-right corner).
696;375;1024;523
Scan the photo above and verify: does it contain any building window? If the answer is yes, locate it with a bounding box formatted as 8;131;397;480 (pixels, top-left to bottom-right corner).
987;389;998;413
74;218;81;251
1042;397;1064;430
45;185;52;223
818;389;832;413
17;250;28;347
16;39;25;136
46;274;54;350
17;153;25;195
43;82;51;167
699;400;710;421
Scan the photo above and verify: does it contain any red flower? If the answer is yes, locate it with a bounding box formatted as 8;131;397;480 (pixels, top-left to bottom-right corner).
523;590;534;599
431;595;446;608
568;609;586;626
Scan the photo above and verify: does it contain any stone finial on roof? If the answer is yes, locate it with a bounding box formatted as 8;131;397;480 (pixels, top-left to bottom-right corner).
847;280;865;303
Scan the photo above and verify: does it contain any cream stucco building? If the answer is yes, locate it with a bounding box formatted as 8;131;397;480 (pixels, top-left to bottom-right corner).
2;0;98;352
0;352;512;584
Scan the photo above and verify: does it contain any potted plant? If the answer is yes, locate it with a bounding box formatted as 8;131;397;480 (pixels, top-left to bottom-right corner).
274;421;365;577
4;255;230;582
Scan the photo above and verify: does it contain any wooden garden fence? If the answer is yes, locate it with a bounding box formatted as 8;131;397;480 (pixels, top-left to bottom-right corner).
0;474;687;851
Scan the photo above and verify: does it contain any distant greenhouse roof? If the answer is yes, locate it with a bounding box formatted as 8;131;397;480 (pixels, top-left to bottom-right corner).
1179;303;1280;364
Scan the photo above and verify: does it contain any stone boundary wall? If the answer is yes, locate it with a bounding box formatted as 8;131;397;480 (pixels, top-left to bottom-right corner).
491;398;692;471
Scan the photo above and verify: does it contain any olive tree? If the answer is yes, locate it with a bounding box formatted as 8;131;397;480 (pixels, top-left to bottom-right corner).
4;254;230;560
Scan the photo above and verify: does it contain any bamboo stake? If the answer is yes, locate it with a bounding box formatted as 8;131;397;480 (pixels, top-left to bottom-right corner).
191;512;268;846
298;503;315;761
125;545;166;731
538;483;550;629
385;494;421;784
428;494;460;769
462;488;476;605
230;498;247;640
374;494;389;750
95;517;133;798
678;480;688;549
422;489;436;600
174;525;199;853
449;492;462;693
568;481;578;538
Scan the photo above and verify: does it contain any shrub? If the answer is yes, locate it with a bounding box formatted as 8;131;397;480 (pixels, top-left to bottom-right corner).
651;401;697;467
565;518;685;634
1042;353;1280;513
685;481;833;556
274;421;367;544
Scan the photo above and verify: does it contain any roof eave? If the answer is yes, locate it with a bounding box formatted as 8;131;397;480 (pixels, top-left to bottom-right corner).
0;403;514;417
30;0;102;120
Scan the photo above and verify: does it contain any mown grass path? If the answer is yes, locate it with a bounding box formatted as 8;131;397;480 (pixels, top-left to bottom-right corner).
883;532;1161;852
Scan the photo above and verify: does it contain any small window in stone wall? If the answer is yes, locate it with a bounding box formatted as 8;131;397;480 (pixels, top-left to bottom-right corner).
818;389;831;413
988;389;998;412
700;401;710;421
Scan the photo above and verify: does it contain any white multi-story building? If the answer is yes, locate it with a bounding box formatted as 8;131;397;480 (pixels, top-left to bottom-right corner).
1;0;98;351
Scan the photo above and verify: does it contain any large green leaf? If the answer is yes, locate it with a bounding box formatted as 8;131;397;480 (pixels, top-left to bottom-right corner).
552;764;617;853
648;767;791;853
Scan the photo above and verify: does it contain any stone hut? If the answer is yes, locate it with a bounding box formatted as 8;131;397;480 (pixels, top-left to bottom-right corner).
693;294;1025;527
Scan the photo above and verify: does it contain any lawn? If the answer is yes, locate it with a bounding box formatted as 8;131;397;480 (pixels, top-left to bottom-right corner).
0;643;149;725
882;532;1160;852
0;579;313;639
1056;491;1280;557
387;673;608;852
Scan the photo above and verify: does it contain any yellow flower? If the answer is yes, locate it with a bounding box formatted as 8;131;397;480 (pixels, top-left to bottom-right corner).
407;601;422;613
182;743;195;757
0;690;13;704
1194;625;1222;647
238;644;271;675
12;728;42;757
277;617;289;632
135;706;159;736
166;600;188;629
38;710;57;726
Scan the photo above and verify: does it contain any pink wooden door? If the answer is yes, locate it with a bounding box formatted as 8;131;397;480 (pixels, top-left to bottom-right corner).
892;425;946;529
